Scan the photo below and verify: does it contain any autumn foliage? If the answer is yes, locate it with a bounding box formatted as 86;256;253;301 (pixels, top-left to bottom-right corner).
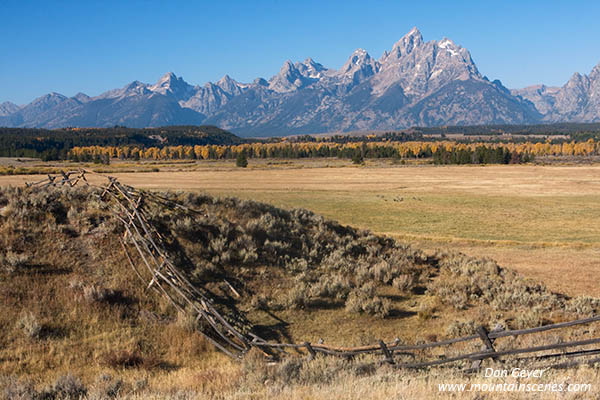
66;139;599;164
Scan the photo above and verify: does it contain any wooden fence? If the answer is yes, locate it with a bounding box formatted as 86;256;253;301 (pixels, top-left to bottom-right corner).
26;170;600;371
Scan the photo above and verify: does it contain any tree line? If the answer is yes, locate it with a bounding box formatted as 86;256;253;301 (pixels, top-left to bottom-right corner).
66;139;600;164
2;125;600;164
0;126;243;160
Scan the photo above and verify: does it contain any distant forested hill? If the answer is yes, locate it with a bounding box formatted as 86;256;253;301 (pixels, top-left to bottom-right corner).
0;125;245;160
411;123;600;138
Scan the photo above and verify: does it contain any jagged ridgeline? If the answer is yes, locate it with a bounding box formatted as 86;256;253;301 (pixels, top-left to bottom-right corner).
1;185;600;359
3;28;600;135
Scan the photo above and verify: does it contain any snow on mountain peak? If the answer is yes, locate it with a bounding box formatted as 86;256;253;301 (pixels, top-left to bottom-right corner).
438;38;453;49
159;71;177;81
153;72;180;88
149;72;195;99
336;48;380;84
407;26;421;36
216;74;248;95
0;28;559;132
218;74;234;85
437;38;459;56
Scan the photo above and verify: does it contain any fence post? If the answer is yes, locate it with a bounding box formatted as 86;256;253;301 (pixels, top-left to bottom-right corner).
470;326;499;370
304;342;316;361
380;340;395;365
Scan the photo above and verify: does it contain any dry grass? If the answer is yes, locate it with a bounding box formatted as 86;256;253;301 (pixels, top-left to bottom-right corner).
1;162;600;398
4;358;600;399
3;161;595;297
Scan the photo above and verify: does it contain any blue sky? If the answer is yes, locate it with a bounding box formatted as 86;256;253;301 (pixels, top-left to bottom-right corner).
1;0;599;104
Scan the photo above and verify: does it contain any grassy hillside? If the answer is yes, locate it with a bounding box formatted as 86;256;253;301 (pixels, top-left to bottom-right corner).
1;185;600;398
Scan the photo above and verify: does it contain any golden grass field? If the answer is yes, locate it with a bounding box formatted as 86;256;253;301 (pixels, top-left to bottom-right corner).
2;158;600;399
2;158;598;298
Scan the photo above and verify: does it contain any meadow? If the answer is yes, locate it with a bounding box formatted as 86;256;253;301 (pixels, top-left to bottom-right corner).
2;158;597;297
1;157;600;399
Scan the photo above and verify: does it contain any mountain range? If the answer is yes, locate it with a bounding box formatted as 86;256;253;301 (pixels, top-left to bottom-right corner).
1;27;599;136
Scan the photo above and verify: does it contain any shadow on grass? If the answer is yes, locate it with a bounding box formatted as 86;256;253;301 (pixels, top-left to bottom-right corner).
387;309;417;319
17;263;72;276
39;325;68;340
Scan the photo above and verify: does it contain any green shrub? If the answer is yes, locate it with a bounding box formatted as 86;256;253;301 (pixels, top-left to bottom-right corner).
236;152;248;168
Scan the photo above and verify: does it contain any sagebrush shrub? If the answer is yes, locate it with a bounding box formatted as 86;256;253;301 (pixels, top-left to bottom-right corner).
17;312;42;339
297;355;348;385
0;376;37;400
83;285;114;303
513;306;545;329
286;285;310;309
345;289;391;318
567;296;600;316
392;274;415;292
51;374;87;400
89;373;123;399
427;253;568;314
1;251;29;273
446;319;479;337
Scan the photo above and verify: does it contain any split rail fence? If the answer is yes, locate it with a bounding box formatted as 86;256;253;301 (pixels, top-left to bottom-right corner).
26;170;600;371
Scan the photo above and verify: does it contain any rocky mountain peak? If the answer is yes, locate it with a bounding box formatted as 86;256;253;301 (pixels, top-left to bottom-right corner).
342;49;373;68
73;92;91;103
31;92;68;106
436;38;458;54
514;60;600;121
281;60;295;72
589;62;600;79
216;74;246;96
3;29;597;134
388;27;424;59
158;71;177;83
0;101;21;116
303;57;319;67
150;72;194;98
268;60;307;92
127;81;151;95
95;80;150;100
565;71;589;88
253;77;268;87
338;48;380;84
217;74;234;85
372;28;481;97
295;57;327;79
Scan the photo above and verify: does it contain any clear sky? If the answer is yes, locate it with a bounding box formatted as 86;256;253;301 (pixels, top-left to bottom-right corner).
1;0;599;104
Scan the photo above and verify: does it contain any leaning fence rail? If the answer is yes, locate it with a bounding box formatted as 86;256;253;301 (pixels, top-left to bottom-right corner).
25;170;600;371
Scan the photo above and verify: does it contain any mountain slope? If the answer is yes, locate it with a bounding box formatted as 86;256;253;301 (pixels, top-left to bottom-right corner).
1;78;207;129
203;28;540;135
0;102;20;117
514;63;600;122
6;27;600;135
